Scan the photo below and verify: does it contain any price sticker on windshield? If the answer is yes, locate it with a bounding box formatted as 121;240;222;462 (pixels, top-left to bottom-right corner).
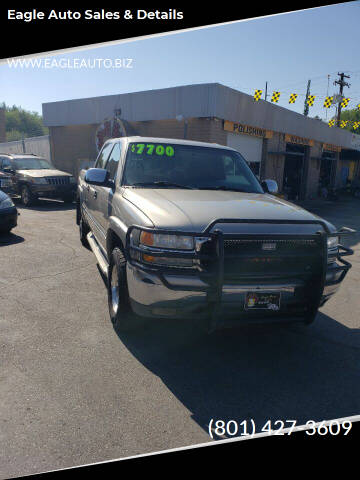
131;143;175;157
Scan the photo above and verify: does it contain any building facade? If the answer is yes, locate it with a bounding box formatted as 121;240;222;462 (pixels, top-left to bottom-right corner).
42;83;360;200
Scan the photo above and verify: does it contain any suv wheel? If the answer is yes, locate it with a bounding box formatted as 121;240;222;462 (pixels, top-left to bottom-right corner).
21;185;35;207
108;247;142;332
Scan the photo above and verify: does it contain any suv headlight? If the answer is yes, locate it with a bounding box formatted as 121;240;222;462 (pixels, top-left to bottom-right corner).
0;197;15;209
130;229;195;267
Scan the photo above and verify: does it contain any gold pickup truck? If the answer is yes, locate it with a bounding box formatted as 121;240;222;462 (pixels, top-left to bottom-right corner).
77;136;355;332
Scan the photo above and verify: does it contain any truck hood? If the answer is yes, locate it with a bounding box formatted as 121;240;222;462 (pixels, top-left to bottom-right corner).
17;169;72;178
123;188;336;234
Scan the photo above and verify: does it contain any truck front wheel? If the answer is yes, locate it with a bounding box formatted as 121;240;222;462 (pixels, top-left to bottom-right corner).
108;247;142;332
79;213;90;248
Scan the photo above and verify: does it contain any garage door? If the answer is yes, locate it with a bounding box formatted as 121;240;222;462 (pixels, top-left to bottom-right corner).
226;132;263;164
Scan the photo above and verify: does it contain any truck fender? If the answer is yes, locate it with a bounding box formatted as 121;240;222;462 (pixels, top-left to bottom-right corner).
107;216;128;253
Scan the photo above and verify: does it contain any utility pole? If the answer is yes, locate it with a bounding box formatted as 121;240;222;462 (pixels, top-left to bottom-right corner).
326;74;330;120
304;80;311;116
265;81;268;101
334;72;350;127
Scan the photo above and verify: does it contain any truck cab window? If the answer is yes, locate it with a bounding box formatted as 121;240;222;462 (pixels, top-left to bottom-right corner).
95;142;113;169
105;143;121;181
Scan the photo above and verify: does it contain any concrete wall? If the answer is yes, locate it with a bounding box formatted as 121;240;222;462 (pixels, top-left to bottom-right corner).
0;135;51;160
49;124;98;175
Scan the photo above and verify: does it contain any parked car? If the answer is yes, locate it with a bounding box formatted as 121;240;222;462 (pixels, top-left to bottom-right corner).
0;189;18;233
0;153;77;206
77;137;355;332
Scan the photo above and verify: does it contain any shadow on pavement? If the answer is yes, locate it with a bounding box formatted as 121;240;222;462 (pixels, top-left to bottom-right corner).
114;312;360;437
14;198;76;212
0;231;25;246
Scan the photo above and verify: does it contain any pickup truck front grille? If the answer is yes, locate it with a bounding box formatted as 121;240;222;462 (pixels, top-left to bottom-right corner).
223;238;317;254
46;177;70;186
221;236;321;280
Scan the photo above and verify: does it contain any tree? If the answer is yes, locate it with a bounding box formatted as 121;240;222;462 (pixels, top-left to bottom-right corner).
0;102;48;140
6;129;24;142
340;107;360;133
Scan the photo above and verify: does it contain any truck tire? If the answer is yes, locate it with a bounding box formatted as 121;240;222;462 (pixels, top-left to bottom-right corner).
79;212;90;248
304;309;318;325
108;247;141;332
21;185;36;207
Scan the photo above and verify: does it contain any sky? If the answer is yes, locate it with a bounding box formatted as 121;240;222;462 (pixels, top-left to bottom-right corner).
0;2;359;121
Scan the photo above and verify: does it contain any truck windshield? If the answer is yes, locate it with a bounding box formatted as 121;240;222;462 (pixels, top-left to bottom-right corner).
122;142;263;193
12;158;53;170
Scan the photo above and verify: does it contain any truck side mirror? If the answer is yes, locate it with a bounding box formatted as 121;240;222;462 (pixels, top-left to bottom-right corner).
262;179;278;194
85;168;112;187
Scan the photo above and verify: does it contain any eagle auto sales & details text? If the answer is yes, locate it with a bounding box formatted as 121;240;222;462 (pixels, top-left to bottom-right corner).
7;9;184;22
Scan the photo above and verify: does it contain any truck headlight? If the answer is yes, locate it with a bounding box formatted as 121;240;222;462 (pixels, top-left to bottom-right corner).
327;236;339;263
130;229;194;267
327;236;339;250
140;231;194;250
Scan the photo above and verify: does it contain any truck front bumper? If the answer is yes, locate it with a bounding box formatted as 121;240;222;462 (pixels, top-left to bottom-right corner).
125;220;355;326
127;260;350;323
